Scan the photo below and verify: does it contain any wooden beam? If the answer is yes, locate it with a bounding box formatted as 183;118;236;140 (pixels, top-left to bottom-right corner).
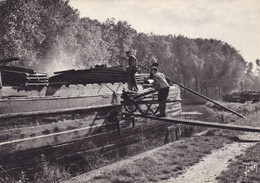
0;115;98;142
0;119;166;156
0;123;117;155
0;104;119;119
128;113;260;132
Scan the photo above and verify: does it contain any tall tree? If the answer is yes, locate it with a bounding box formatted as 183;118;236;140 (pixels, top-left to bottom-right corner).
0;0;45;66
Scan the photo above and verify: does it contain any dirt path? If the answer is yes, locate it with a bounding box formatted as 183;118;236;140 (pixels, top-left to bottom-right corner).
163;132;260;183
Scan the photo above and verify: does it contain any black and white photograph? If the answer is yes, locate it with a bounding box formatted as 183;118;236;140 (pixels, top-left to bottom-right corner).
0;0;260;182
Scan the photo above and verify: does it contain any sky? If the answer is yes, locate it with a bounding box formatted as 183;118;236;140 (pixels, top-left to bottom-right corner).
69;0;260;63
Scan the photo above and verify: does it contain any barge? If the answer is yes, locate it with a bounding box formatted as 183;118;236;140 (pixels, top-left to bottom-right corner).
0;60;182;182
0;65;181;117
0;63;182;150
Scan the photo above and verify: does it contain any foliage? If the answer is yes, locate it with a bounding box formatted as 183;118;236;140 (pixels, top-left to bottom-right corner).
0;0;258;95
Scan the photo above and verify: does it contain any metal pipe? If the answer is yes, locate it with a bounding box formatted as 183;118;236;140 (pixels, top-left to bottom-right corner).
138;65;245;118
128;113;260;132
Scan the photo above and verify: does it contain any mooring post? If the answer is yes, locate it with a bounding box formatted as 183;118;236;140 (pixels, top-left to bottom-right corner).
0;71;2;89
116;120;121;135
131;117;135;128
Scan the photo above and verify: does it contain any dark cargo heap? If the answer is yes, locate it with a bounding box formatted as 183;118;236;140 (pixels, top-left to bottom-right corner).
49;66;128;86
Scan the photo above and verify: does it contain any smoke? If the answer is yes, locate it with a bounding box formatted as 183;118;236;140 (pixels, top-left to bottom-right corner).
40;37;82;76
35;25;111;76
43;58;75;76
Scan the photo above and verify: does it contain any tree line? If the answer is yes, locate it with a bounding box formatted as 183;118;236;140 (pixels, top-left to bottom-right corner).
0;0;259;98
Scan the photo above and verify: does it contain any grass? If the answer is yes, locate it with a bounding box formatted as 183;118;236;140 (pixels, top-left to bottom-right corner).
1;161;71;183
216;110;260;183
62;131;240;183
217;142;260;183
206;101;260;123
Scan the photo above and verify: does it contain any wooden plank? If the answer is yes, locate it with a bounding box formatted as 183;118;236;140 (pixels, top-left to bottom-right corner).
25;83;48;86
129;114;260;132
0;104;118;119
0;69;29;76
50;119;166;156
59;124;167;163
0;118;165;157
0;115;99;142
135;99;182;104
0;123;118;155
54;69;75;75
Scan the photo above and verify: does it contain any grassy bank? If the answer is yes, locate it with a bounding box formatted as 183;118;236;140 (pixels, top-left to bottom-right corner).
63;101;260;183
206;101;260;123
62;129;243;183
217;142;260;183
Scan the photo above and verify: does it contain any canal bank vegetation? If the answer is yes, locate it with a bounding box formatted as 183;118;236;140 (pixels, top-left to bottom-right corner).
206;101;260;123
62;101;260;183
62;134;234;183
1;0;260;96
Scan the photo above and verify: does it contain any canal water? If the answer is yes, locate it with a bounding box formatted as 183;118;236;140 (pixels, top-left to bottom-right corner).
182;104;219;121
181;104;220;134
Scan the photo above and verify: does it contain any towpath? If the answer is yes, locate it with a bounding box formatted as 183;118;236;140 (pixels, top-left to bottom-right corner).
163;132;260;183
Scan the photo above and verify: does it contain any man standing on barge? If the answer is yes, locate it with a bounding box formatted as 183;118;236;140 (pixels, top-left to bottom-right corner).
151;66;169;117
125;51;138;91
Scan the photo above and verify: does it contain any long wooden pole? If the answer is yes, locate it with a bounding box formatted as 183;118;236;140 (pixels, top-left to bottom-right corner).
138;65;245;118
129;114;259;132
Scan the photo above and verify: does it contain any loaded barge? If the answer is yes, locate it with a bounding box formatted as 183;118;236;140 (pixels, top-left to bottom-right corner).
0;60;182;181
0;64;181;117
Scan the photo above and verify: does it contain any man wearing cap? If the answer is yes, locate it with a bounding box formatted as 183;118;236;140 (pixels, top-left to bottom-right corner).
150;57;158;78
125;51;138;91
151;66;169;117
151;57;159;68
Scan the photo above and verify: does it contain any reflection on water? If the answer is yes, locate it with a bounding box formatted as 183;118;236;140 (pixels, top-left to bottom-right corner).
182;104;219;122
182;104;220;134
